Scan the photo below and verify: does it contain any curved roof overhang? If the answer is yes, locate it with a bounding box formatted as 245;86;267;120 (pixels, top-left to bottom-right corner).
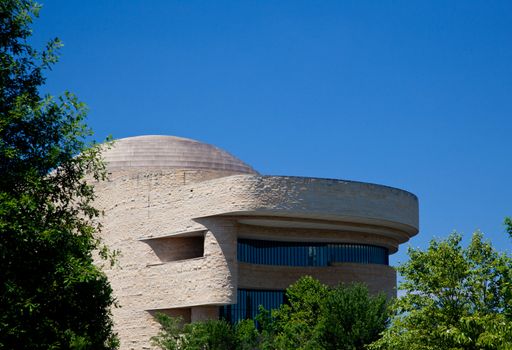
187;175;419;250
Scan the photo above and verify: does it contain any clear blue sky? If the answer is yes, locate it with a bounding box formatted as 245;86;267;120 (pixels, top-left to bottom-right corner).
33;0;512;267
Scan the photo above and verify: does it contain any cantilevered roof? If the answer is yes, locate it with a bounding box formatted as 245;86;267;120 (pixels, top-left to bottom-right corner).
102;135;257;174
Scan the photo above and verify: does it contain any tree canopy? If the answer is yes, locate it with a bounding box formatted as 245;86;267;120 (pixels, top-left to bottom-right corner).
151;277;388;350
0;1;117;348
369;228;512;350
258;276;388;350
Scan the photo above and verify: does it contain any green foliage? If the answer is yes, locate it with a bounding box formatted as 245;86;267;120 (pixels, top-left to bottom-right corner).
265;276;388;350
266;276;328;349
185;319;238;350
0;0;117;349
150;314;183;350
505;217;512;240
318;283;388;350
234;319;259;350
151;314;246;350
369;231;512;350
152;277;388;350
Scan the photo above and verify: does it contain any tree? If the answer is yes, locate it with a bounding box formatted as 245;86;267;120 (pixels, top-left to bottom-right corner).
261;276;388;350
152;277;388;350
318;282;388;350
184;319;238;350
369;230;512;350
0;1;118;349
150;314;183;350
505;217;512;240
234;319;260;350
150;314;254;350
259;276;328;349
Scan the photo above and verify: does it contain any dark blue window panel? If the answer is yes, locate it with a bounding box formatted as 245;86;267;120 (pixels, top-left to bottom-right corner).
238;239;389;266
219;289;284;324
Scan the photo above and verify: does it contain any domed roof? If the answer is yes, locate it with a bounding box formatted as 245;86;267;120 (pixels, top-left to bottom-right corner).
102;135;258;174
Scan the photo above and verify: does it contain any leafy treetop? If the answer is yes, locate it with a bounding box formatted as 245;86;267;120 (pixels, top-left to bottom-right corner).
0;1;117;349
369;228;512;350
152;276;388;350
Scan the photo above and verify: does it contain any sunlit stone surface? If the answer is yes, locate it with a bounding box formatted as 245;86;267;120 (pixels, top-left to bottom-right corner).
93;135;419;350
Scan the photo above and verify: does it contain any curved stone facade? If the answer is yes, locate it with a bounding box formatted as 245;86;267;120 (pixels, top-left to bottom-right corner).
93;135;419;350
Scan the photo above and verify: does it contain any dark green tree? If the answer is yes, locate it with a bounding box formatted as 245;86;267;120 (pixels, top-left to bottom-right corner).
318;283;388;350
263;276;388;350
0;1;118;349
262;276;328;349
369;229;512;350
234;319;259;350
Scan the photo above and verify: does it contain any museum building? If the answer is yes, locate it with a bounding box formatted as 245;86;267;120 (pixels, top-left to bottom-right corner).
95;135;419;349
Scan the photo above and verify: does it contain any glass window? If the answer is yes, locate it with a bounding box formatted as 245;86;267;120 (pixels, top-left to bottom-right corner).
219;289;284;324
238;239;388;266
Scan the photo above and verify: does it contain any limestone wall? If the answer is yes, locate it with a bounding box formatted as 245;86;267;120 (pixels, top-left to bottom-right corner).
94;169;240;349
93;168;418;350
238;263;397;298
